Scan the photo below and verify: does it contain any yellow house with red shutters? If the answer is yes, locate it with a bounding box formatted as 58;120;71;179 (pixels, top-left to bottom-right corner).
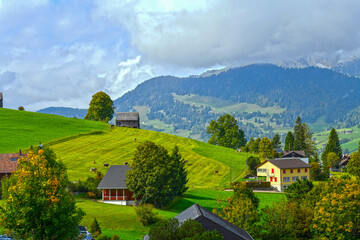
256;158;311;192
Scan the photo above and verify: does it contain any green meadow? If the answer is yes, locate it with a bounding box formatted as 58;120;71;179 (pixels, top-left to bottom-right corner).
0;108;108;153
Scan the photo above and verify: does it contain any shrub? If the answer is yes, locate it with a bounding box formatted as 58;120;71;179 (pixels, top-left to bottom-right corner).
96;235;111;240
90;217;101;236
111;234;120;240
134;203;157;226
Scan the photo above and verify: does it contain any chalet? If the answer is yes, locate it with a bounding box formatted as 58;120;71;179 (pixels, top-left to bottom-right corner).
0;152;23;181
256;158;311;192
340;154;350;171
97;165;136;205
143;204;254;240
116;112;140;128
281;150;308;164
0;92;2;108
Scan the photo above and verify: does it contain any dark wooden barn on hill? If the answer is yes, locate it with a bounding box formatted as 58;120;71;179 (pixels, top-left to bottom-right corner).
116;112;140;128
0;92;3;108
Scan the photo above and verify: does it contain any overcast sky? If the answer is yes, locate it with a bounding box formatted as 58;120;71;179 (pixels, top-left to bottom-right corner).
1;0;360;111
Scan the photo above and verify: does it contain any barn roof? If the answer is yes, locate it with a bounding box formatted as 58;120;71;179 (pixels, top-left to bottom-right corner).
256;158;311;169
0;153;23;173
97;165;130;189
116;112;139;121
143;204;253;240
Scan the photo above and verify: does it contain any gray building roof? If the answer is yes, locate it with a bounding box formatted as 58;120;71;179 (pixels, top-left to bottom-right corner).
258;158;311;169
143;204;253;240
282;151;306;158
97;165;130;189
116;112;139;121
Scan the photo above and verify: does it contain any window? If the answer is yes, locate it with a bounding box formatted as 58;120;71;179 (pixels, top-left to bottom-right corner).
301;176;307;180
290;169;293;173
271;168;274;173
257;168;266;173
270;177;273;182
275;177;277;182
283;177;290;182
283;169;286;174
298;169;300;173
292;176;299;181
305;168;308;173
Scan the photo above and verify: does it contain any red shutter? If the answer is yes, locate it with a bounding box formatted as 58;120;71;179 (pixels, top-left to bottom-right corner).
272;168;274;173
283;170;286;174
291;169;293;173
270;177;273;182
305;168;308;172
275;177;277;182
298;169;300;173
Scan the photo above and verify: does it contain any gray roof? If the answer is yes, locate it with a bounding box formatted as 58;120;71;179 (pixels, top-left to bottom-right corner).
264;158;311;169
97;165;130;189
282;151;306;158
143;204;253;240
116;112;139;121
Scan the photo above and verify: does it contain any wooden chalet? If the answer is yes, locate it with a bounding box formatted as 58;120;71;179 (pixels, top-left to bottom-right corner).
0;152;23;181
115;112;140;128
143;204;254;240
97;165;136;205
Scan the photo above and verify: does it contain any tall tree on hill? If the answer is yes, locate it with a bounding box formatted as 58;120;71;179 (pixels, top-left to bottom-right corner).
85;91;114;122
293;116;315;156
271;133;281;150
284;131;294;151
259;137;273;160
207;114;247;149
321;128;342;163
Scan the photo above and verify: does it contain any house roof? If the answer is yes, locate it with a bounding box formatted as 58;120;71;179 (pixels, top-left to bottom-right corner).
97;165;130;189
116;112;139;121
282;151;306;158
256;158;311;169
340;158;349;167
0;153;23;173
143;204;253;240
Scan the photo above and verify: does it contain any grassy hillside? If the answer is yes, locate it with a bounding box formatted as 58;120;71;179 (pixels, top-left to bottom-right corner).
48;127;252;189
0;108;109;153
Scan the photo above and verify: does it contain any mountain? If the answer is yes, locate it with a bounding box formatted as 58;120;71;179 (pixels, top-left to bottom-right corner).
37;107;88;119
114;64;360;141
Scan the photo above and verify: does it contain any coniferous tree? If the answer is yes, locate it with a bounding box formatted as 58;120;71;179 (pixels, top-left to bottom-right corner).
170;145;188;196
284;131;294;151
293;116;307;151
271;133;281;150
321;128;342;163
91;217;101;236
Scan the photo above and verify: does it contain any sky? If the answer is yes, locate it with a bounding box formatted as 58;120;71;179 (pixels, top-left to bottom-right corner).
1;0;360;111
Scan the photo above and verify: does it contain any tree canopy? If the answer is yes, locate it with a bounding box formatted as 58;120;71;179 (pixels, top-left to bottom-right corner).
271;133;281;150
85;91;114;122
348;143;360;178
126;141;188;208
292;116;315;156
259;137;273;160
0;149;85;239
321;128;342;163
207;114;246;149
284;131;294;151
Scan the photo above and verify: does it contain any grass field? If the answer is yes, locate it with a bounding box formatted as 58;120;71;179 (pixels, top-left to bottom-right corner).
48;127;252;189
0;108;109;153
78;188;285;240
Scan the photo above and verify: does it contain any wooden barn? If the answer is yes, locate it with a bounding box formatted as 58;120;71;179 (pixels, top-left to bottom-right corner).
116;112;140;128
97;165;137;205
0;152;23;181
0;92;3;108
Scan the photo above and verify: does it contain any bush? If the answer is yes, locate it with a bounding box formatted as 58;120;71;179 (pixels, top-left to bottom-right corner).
90;217;101;236
134;204;157;226
96;235;111;240
111;234;120;240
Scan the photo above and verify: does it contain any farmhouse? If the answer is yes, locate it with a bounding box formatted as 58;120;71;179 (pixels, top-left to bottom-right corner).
143;203;254;240
116;112;140;128
0;92;3;108
281;150;309;164
97;165;136;205
0;152;23;181
256;158;311;192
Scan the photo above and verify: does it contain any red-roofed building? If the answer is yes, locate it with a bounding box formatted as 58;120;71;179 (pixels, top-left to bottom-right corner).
0;153;24;181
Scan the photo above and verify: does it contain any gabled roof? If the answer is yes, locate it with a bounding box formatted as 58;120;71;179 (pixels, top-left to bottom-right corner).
256;158;311;169
143;204;253;240
97;165;130;189
0;153;23;173
116;112;139;121
282;151;306;158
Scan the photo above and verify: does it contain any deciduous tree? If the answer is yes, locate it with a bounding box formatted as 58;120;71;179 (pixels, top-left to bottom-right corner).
246;156;261;175
207;114;246;149
259;137;273;159
348;150;360;179
0;150;85;240
85;91;114;122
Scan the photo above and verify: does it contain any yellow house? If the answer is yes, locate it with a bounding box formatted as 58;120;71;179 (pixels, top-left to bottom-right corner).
256;158;311;192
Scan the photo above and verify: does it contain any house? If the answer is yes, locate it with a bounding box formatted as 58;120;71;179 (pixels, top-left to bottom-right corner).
143;204;253;240
0;152;23;181
256;158;311;192
339;154;350;171
115;112;140;128
281;150;308;164
97;165;136;205
0;92;3;108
